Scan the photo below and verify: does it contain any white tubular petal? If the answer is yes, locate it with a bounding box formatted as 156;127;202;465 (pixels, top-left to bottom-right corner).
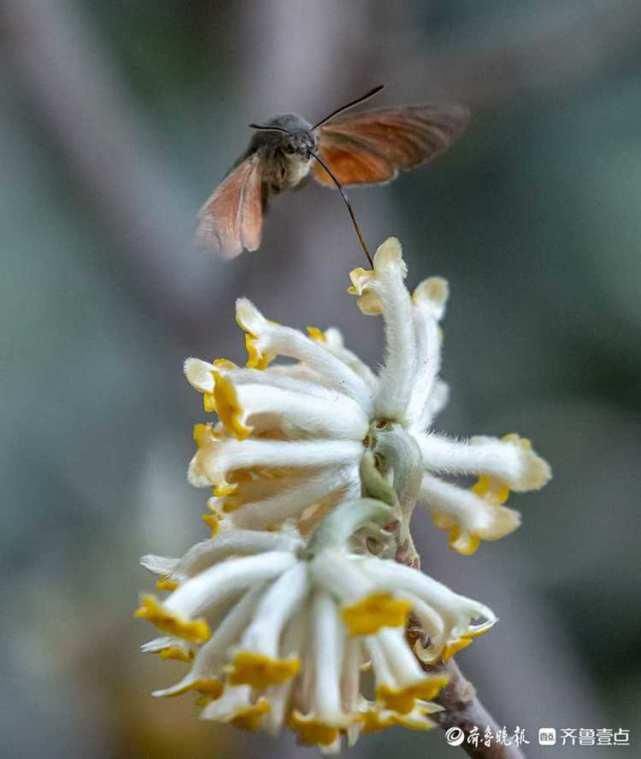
228;465;359;531
240;562;309;657
164;551;296;619
196;438;362;490
342;637;364;747
141;636;172;653
142;636;190;655
234;383;369;440
221;365;352;401
312;591;344;720
187;452;211;488
365;635;396;688
265;363;337;387
415;432;552;491
264;683;292;736
420;474;520;541
140;554;179;576
184;358;215;393
341;637;363;711
422;379;449;427
375;626;424;686
310;550;373;602
200;684;253;721
370;239;417;421
322;328;378;390
358;558;495;631
153;586;263;697
168;531;304;582
405;300;442;429
215;468;310;506
264;613;306;735
297;607;314;714
236;298;373;410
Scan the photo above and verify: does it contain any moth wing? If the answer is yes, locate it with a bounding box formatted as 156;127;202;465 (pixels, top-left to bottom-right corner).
312;138;396;187
196;155;263;258
313;104;469;188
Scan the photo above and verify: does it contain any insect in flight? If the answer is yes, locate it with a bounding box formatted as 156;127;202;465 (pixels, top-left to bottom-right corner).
197;85;469;263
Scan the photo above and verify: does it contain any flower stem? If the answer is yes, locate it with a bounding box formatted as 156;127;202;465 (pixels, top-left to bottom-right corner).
303;497;394;558
430;657;525;759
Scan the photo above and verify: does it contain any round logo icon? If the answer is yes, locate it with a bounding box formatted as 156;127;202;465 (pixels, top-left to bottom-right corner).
445;726;465;746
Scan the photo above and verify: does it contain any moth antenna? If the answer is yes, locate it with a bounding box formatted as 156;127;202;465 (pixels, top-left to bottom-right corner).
309;149;373;267
312;84;384;130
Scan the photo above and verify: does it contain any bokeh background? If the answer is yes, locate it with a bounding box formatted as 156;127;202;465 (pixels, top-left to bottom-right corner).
2;1;640;757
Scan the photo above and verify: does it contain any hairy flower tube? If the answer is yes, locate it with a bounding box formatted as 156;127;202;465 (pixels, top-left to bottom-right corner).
185;237;551;556
136;499;496;752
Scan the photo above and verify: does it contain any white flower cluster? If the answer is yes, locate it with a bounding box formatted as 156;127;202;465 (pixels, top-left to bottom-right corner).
136;238;551;752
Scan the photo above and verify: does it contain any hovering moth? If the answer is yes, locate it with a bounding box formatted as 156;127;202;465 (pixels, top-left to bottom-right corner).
197;85;469;259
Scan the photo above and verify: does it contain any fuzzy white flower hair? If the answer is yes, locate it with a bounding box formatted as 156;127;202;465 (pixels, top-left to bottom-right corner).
136;499;495;753
185;237;550;556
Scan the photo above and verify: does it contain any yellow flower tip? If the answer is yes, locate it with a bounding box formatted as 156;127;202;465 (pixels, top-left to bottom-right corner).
244;333;272;370
158;645;194;663
212;370;253;440
503;432;530;449
201;511;221;537
347;267;382;315
501;433;552;491
306;325;326;343
409;675;450;703
431;511;454;530
155;577;179;592
134;594;211;645
288;711;346;747
413;276;449;321
234;297;263;334
472;474;510;505
229;698;270;731
203;392;217;413
183;357;216;393
212;358;237;371
235;300;273;369
219;494;241;513
373;236;404;272
227;651;301;689
442;637;474;661
375;684;415;715
361;706;436;734
431;513;481;556
192;422;215;449
348;267;373;294
413;276;449;306
193;678;225;698
360;708;396;734
449;528;481;556
377;675;449;714
342;592;412;636
213;480;238;498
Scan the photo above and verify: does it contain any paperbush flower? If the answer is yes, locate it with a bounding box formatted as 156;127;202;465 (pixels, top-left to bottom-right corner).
137;235;552;752
185;237;550;555
136;499;495;752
